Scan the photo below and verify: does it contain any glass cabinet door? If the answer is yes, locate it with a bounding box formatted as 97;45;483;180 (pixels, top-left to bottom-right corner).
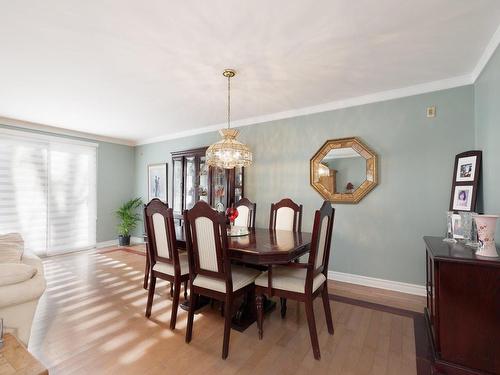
172;158;183;213
211;167;227;212
198;156;209;203
184;157;196;210
234;166;243;203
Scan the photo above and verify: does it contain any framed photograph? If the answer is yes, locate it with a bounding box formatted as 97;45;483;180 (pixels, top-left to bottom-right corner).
148;163;168;203
455;156;477;182
451;213;464;239
449;151;481;212
452;185;473;211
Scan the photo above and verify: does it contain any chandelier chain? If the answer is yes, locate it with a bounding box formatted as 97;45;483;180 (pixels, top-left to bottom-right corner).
206;69;252;169
227;73;231;129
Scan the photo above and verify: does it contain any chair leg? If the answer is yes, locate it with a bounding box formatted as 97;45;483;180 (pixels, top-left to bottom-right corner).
222;295;232;360
280;297;287;318
183;280;188;300
185;292;198;343
145;275;156;318
220;302;225;317
256;294;263;340
170;282;173;297
170;280;181;330
321;285;334;335
305;298;321;360
143;251;150;290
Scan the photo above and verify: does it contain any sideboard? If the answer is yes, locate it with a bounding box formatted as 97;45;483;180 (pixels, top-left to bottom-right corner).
424;236;499;375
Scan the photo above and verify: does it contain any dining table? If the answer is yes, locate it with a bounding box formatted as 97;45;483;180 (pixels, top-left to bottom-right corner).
143;226;313;331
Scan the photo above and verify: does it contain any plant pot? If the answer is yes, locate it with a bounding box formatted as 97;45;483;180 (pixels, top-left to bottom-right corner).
118;235;131;246
472;214;499;257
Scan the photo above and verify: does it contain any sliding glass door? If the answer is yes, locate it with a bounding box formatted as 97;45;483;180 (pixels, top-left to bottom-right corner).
0;129;97;256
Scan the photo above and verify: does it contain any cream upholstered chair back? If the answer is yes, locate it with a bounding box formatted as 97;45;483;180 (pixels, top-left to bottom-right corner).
233;206;249;227
307;201;335;278
144;199;179;269
269;198;303;232
183;201;231;284
234;198;256;229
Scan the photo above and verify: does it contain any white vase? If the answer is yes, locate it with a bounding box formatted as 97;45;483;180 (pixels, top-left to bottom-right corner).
472;214;499;257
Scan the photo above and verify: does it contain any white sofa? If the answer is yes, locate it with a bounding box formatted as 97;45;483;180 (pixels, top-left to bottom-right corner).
0;234;46;346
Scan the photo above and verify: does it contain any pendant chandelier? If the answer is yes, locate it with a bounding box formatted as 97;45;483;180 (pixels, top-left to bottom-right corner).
206;69;253;169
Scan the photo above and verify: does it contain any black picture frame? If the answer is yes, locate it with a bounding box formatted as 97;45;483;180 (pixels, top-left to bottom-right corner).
148;163;168;203
449;151;481;212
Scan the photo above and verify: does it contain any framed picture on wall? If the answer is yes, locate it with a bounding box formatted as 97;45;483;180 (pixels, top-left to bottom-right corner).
449;150;481;212
451;185;473;211
148;163;168;203
456;155;477;182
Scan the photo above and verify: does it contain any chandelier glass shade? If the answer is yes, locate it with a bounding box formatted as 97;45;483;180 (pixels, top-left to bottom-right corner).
206;128;253;169
206;69;253;169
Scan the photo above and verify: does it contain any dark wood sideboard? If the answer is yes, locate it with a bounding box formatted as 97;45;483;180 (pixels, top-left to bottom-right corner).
424;236;500;375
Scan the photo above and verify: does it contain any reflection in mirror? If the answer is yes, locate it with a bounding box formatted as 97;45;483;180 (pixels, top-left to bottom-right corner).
321;148;365;194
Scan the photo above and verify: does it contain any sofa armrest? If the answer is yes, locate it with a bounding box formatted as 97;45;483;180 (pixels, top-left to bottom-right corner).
21;251;45;277
0;252;46;308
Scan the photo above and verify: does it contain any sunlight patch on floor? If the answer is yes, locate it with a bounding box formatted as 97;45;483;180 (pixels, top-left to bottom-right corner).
119;337;158;365
100;331;139;352
75;310;122;331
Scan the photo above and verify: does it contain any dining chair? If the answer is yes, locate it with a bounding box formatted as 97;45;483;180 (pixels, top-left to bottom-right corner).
143;203;150;290
255;201;335;360
269;197;304;312
269;198;303;232
183;201;261;359
144;199;189;330
234;198;256;229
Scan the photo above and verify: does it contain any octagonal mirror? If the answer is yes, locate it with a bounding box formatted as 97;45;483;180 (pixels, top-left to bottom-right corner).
310;137;378;203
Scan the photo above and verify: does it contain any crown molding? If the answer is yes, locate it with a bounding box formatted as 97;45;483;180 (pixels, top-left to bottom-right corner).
0;116;135;146
471;23;500;82
0;127;99;147
137;74;472;145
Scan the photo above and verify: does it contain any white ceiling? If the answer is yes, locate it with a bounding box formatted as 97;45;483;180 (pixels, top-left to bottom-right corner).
0;1;499;145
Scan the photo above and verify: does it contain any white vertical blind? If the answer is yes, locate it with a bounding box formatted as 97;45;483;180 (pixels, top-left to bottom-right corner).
0;130;97;256
48;142;97;254
0;137;48;253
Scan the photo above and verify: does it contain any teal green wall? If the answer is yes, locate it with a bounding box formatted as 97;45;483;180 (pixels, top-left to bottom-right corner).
475;44;500;245
0;124;135;243
96;142;135;242
135;86;475;285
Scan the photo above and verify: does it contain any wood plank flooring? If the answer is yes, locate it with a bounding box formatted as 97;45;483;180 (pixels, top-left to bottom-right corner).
28;248;421;375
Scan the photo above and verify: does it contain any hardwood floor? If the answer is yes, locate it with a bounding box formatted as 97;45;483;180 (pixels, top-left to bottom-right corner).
28;247;422;374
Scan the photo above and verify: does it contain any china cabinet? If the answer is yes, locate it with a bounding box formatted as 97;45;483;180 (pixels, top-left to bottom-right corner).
171;147;244;215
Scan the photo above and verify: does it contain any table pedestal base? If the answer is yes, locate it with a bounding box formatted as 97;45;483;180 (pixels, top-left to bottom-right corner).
232;297;275;332
179;296;276;332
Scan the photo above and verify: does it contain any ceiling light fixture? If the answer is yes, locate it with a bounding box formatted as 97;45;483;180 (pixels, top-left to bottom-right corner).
206;69;253;169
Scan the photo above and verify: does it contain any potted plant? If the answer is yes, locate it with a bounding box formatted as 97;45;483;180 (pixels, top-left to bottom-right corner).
115;198;143;246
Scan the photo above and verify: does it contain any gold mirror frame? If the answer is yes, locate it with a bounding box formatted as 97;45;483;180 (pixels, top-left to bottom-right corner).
310;137;378;203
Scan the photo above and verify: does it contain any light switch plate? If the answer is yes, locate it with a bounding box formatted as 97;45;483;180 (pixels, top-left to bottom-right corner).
427;106;436;118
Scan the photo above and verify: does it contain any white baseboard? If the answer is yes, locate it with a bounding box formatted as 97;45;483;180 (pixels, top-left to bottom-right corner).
131;236;145;244
96;236;144;249
96;239;117;248
327;271;426;297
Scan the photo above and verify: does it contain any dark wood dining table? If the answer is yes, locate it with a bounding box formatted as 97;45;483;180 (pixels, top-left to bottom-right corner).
174;226;312;265
144;226;312;330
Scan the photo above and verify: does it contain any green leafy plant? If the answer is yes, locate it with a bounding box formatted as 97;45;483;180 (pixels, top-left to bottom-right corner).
115;198;143;237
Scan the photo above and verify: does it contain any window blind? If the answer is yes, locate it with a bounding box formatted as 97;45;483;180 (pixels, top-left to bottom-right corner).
0;130;97;256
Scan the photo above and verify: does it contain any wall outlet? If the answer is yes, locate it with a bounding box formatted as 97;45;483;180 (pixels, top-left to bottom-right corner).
427;106;436;118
